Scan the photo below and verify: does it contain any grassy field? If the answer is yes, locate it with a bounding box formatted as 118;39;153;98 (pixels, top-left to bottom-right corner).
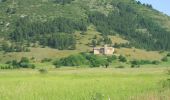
0;68;169;100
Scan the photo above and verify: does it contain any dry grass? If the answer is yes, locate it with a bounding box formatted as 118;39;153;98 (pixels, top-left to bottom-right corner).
0;48;79;62
116;48;163;60
109;35;129;44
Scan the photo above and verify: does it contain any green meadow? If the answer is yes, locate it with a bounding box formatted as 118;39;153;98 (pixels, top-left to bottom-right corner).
0;68;169;100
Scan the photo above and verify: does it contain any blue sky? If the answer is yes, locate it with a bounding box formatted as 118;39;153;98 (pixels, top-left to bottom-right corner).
137;0;170;16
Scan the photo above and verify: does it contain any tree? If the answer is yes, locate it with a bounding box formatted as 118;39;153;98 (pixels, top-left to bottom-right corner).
92;40;97;47
119;55;127;62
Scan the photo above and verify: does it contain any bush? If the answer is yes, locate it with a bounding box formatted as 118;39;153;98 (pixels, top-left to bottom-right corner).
118;55;127;62
19;57;32;68
167;53;170;57
107;55;117;63
152;60;160;65
41;58;52;63
131;64;140;68
115;66;125;68
161;57;168;62
5;57;35;69
54;53;110;68
30;64;36;69
167;69;170;75
161;79;170;89
0;65;13;69
53;60;61;68
39;69;48;74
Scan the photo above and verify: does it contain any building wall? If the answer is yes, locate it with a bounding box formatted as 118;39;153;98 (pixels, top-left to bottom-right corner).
93;47;114;55
94;49;100;54
105;48;114;55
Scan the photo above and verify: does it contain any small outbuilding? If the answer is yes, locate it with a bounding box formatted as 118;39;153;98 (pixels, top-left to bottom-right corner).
93;45;114;55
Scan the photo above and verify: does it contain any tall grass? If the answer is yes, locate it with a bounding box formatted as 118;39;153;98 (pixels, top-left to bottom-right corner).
0;68;169;100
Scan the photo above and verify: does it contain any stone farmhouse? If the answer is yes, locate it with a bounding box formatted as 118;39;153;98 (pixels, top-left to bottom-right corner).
93;45;114;55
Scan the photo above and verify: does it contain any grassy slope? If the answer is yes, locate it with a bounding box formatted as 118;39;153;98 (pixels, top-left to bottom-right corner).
0;68;169;100
0;26;165;63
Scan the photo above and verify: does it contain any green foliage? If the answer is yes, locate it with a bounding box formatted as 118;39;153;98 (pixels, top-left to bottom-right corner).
115;65;125;68
152;60;160;65
41;58;52;63
0;42;30;52
53;0;75;5
39;69;48;74
167;53;170;57
92;36;112;46
92;92;105;100
11;17;87;50
54;54;87;67
107;55;117;63
91;40;97;47
103;36;112;45
0;0;7;2
88;3;170;51
130;59;157;67
54;53;116;68
6;8;16;14
118;55;127;62
130;60;141;68
0;65;13;69
0;0;170;52
114;43;132;48
161;79;170;89
40;33;76;50
6;57;35;69
161;57;168;62
167;69;170;75
83;53;105;67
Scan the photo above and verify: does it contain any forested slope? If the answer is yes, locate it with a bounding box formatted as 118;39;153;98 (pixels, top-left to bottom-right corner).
0;0;170;51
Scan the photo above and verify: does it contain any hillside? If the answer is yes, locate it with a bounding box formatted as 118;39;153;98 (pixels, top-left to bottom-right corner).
0;0;170;64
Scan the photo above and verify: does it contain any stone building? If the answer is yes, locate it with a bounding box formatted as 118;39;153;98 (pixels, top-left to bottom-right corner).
93;45;114;55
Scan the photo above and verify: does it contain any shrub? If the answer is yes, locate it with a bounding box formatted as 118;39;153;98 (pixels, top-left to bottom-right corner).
0;65;12;69
6;57;35;69
140;60;152;65
131;64;135;68
92;92;104;100
131;60;139;65
53;53;114;68
152;60;160;65
161;57;168;62
19;57;31;68
107;55;117;63
115;66;125;68
167;69;170;75
167;53;170;57
30;64;36;69
131;64;140;68
41;58;52;63
53;60;61;68
53;54;88;67
39;69;48;74
118;55;127;62
161;79;170;89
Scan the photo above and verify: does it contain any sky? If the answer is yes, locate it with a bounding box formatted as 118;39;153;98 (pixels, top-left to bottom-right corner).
137;0;170;16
